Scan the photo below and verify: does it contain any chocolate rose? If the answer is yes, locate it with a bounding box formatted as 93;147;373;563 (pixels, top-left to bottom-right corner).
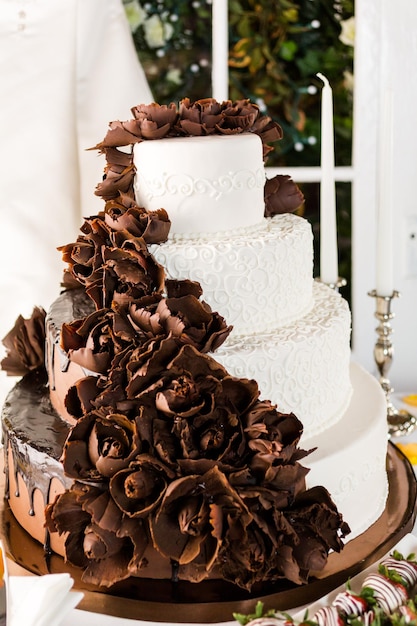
85;336;258;470
95;147;136;201
62;407;142;480
94;104;178;153
251;113;284;160
149;465;252;582
178;98;224;136
60;305;146;375
217;98;260;132
125;337;220;399
244;401;312;490
220;480;349;588
59;214;165;309
103;193;171;244
65;375;103;419
207;486;289;588
1;306;46;376
131;102;178;139
45;482;148;587
122;339;259;469
128;279;232;353
59;215;113;290
60;279;231;403
290;485;350;554
110;454;175;517
264;175;304;216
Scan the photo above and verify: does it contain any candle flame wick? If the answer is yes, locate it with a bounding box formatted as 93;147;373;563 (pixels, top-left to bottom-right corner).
317;72;330;88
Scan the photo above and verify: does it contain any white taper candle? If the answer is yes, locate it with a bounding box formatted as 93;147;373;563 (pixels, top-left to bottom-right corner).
376;90;394;296
317;72;338;285
212;0;229;101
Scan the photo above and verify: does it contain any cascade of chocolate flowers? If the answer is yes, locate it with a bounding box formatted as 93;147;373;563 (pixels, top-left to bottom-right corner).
1;99;346;591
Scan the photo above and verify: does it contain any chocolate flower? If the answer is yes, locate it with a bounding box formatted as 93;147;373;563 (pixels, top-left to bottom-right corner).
85;336;258;471
220;481;349;588
177;98;224;135
94;103;178;152
64;375;104;419
290;485;350;558
128;279;232;353
264;175;304;216
131;102;178;139
103;193;171;244
1;306;46;376
95;147;136;201
217;98;260;132
58;297;162;377
121;339;259;470
149;465;252;582
110;454;175;517
244;401;312;490
214;487;300;588
59;214;165;309
62;407;142;480
251;113;284;160
60;308;132;374
45;482;149;587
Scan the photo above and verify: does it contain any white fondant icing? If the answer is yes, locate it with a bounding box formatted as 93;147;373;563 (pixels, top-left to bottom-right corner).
304;362;389;541
214;281;353;441
134;133;266;234
151;213;314;335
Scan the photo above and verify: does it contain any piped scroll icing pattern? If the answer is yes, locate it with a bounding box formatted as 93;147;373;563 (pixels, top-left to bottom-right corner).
214;281;353;441
138;168;265;202
151;213;314;335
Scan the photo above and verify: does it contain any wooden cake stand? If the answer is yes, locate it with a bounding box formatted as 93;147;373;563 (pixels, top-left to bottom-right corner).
1;442;416;624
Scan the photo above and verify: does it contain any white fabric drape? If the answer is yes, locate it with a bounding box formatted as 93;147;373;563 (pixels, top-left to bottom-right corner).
0;0;153;402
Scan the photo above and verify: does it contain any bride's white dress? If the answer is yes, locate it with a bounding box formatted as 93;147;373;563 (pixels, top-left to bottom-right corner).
0;0;153;401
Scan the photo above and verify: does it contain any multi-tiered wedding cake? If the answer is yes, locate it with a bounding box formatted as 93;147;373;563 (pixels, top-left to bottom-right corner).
1;98;388;595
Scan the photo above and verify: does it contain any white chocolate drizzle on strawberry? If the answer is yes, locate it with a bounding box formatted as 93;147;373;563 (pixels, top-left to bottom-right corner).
313;605;342;626
332;591;367;616
361;572;408;614
379;556;417;589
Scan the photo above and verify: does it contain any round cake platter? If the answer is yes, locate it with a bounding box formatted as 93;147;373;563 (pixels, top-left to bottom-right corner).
1;442;416;624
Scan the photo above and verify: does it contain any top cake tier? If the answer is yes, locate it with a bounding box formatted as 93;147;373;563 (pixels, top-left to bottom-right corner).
133;133;265;235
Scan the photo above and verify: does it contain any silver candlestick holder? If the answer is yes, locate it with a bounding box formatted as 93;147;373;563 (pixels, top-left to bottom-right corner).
368;289;417;437
315;276;347;292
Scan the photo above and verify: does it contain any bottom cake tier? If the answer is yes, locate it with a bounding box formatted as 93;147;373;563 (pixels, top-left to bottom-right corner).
2;361;388;578
303;360;389;540
1;442;415;624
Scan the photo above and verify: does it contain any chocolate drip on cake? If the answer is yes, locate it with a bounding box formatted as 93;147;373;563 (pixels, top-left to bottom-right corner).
2;369;72;517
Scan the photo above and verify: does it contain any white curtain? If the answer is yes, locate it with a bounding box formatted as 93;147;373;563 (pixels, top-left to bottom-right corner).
0;0;153;402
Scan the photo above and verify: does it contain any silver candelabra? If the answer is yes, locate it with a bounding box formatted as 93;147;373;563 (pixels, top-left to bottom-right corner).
368;289;417;437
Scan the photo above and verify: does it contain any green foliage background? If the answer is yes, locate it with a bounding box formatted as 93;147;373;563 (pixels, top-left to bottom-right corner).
123;0;354;298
